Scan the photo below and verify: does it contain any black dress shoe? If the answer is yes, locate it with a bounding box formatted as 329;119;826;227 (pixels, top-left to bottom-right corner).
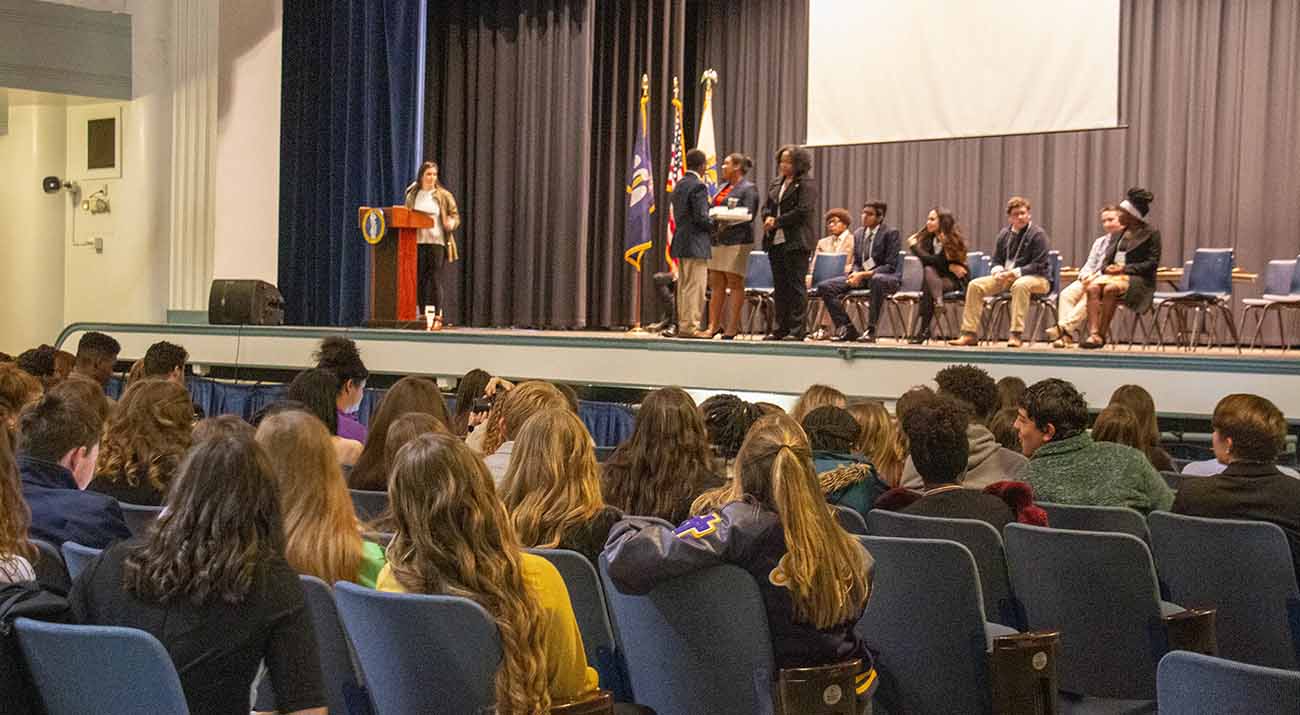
660;324;680;338
720;334;736;341
907;334;929;345
782;333;806;342
762;332;787;341
831;326;860;342
857;330;877;344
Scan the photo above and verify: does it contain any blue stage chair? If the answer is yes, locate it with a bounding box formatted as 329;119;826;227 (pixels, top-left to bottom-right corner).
1154;248;1240;351
866;510;1020;628
527;548;629;699
1038;502;1150;543
1148;511;1300;670
1004;524;1203;705
743;250;776;336
857;535;1022;714
937;251;986;340
334;581;498;715
60;541;102;581
349;489;389;522
118;502;163;537
1156;650;1300;714
1245;256;1300;350
16;618;190;715
599;559;775;715
806;252;852;337
884;254;925;341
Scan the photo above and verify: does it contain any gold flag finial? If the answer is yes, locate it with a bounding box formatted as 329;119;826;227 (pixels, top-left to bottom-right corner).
672;76;680;99
640;73;649;97
700;69;718;90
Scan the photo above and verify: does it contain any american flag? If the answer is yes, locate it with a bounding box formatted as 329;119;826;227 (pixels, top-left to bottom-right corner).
664;90;686;268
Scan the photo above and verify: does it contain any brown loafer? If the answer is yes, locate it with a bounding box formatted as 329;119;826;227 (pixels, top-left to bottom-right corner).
947;333;979;347
1007;333;1023;348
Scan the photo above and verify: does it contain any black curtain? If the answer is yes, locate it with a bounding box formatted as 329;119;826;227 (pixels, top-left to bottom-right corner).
424;0;685;328
279;0;424;326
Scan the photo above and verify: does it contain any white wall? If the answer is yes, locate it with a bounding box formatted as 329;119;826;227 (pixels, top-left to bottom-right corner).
213;0;282;284
0;93;67;353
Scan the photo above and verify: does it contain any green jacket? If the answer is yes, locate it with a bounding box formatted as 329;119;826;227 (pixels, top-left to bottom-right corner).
1020;432;1174;512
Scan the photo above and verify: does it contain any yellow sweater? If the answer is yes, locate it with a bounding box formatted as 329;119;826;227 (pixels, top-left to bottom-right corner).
376;552;599;701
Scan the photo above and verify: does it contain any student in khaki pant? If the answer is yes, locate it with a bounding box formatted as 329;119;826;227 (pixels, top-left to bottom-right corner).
950;197;1051;348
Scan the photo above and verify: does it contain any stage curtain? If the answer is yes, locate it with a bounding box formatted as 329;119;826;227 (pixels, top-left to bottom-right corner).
424;0;686;328
690;0;1300;339
278;0;425;326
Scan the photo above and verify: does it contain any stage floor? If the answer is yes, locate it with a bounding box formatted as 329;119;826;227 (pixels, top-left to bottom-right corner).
57;322;1300;418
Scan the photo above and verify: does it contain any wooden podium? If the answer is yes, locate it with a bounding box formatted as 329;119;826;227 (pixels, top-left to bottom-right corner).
359;206;434;324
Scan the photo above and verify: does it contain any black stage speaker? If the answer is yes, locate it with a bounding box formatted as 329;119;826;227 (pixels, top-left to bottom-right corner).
208;279;285;325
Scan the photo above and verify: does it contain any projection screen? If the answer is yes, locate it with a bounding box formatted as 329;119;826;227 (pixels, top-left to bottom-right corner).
806;0;1121;146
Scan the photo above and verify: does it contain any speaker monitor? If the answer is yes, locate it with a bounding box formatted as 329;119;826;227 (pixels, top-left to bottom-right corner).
208;279;285;325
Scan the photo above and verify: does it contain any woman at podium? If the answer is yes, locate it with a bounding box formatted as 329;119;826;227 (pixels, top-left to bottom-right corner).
403;160;461;330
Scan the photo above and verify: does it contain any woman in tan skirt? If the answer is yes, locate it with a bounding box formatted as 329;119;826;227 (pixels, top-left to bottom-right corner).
705;153;760;339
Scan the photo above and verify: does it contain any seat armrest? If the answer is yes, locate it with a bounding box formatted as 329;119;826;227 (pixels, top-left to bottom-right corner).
988;631;1059;715
1162;608;1217;656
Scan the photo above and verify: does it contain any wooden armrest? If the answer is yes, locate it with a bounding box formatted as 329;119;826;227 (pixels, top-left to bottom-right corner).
775;658;865;714
1163;607;1217;656
550;689;613;715
989;631;1059;715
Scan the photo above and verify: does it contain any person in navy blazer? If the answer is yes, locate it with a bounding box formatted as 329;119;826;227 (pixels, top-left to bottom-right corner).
761;145;820;340
815;201;902;342
706;153;760;339
667;149;716;338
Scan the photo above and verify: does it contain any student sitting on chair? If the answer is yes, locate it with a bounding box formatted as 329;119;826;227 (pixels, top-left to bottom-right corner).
949;196;1050;348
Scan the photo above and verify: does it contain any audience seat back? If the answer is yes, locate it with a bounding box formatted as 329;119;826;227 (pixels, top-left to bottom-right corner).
856;535;996;714
866;510;1019;628
527;548;627;698
1156;650;1300;714
15;618;190;715
598;558;774;715
334;581;497;715
833;505;868;535
30;539;70;595
1004;524;1165;700
349;489;389;522
1148;511;1300;670
60;542;102;581
118;503;163;538
1038;502;1150;543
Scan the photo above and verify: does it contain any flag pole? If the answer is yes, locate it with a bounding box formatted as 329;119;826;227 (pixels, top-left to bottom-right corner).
628;73;651;334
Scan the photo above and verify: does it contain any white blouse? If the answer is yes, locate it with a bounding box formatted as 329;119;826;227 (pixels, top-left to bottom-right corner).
413;189;444;245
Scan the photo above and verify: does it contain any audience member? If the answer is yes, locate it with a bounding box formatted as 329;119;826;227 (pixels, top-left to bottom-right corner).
379;433;599;710
72;331;121;389
602;387;723;524
48;375;112;426
950;197;1051;348
0;363;42;430
846;401;906;487
347;376;450;491
125;359;146;386
16;393;129;548
1181;455;1300;479
1172;394;1300;584
605;413;875;684
790;383;847;423
1108;384;1176;471
70;434;327;715
500;409;622;565
16;345;59;390
554;382;581;413
286;368;363;466
1047;206;1122;347
896;392;1015;530
314;336;370;443
0;431;37;583
755;401;786;416
902;365;1027;490
1016;379;1173;511
907;207;969;344
450;368;493;437
256;410;386;587
191;414;256;443
1090;403;1143;449
383;412;451;469
996;376;1026;411
88;379;192;506
52;349;74;383
988;406;1022;453
805;406;890;522
479;380;571;482
699;393;762;472
142;340;188;383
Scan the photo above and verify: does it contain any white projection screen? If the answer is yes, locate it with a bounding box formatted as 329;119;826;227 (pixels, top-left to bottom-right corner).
806;0;1121;146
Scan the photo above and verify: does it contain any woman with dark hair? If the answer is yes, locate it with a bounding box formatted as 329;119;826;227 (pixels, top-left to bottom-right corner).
403;160;462;330
451;368;493;436
762;145;819;341
1108;384;1175;471
70;434;327;715
700;393;762;471
706;153;760;339
88;379;193;506
348;376;450;491
313;336;369;443
907;207;969;344
1081;187;1161;349
0;363;42;431
286;368;362;466
0;428;36;583
602;387;724;524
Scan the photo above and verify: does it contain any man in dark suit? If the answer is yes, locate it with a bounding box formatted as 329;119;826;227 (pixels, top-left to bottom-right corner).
761;145;819;340
666;148;715;338
815;200;902;342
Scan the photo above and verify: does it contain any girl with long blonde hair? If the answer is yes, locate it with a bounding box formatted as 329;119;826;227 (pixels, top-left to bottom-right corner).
500;409;622;565
605;413;874;680
378;434;598;712
89;378;193;505
255;410;386;587
847;400;906;487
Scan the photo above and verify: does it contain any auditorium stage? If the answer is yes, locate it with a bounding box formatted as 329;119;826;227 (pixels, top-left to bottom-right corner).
57;323;1300;418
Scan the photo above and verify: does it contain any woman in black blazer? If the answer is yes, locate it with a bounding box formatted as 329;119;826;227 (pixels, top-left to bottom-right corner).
1082;188;1161;349
761;145;819;340
907;207;969;344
